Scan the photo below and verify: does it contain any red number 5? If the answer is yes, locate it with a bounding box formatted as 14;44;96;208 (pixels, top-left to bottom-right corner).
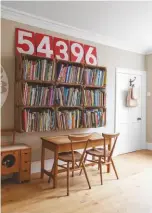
15;28;35;55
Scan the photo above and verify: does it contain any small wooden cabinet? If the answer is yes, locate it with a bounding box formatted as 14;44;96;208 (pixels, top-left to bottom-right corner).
19;148;31;182
1;144;31;183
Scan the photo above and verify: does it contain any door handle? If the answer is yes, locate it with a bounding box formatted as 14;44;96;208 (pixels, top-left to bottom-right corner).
137;118;142;121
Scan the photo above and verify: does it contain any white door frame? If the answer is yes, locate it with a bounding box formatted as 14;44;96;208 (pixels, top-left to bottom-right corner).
115;67;147;150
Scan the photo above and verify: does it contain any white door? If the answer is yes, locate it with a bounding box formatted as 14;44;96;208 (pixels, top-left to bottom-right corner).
115;68;146;155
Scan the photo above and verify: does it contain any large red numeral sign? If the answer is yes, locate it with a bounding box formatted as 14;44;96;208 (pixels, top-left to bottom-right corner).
15;28;36;55
15;28;98;64
70;41;84;63
54;37;69;61
35;33;54;59
84;45;97;66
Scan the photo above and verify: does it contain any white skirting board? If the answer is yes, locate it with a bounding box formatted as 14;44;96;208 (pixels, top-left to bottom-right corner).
31;159;54;174
147;143;152;150
31;145;152;174
31;155;92;174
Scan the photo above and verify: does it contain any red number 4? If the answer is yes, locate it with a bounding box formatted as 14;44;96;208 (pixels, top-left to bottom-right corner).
35;33;54;59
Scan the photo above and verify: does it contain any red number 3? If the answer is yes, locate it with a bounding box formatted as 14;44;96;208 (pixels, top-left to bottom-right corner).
54;37;69;61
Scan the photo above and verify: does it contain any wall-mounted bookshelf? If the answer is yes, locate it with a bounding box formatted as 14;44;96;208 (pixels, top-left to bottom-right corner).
15;54;107;132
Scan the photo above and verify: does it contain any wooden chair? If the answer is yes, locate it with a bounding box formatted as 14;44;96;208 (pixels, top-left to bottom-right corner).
80;133;120;185
49;134;92;196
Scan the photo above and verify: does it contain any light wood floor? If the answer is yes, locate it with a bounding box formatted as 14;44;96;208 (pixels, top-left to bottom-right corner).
2;150;152;213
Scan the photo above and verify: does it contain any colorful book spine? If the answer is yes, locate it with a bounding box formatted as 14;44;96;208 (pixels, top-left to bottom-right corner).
55;87;81;106
22;85;55;106
83;109;105;128
22;109;55;132
84;89;105;107
56;110;81;130
23;59;54;81
56;63;83;84
83;68;105;86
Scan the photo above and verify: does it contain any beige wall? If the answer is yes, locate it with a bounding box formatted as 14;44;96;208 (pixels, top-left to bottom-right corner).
146;54;152;143
1;19;145;161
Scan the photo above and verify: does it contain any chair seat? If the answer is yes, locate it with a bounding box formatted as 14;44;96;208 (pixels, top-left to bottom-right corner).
58;151;82;162
86;148;110;157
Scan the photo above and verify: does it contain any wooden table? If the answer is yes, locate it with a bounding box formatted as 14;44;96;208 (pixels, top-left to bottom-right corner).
41;132;111;188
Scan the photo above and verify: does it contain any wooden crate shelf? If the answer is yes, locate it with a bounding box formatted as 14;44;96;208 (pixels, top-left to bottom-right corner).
19;80;55;85
18;105;55;109
84;85;106;89
56;82;82;87
84;106;106;109
15;54;107;132
56;59;84;67
57;106;83;109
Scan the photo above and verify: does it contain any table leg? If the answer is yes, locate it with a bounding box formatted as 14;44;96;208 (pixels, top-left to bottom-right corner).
41;144;45;179
53;149;58;188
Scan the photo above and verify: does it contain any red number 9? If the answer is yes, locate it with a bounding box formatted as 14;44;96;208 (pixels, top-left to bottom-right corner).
70;41;84;63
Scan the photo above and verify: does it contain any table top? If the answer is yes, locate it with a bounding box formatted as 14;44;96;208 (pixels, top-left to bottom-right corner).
1;143;30;152
41;132;104;145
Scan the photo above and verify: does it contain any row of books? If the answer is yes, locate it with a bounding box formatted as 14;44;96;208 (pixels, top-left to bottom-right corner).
23;84;55;106
84;109;105;128
55;87;81;106
84;90;106;107
56;110;82;129
22;84;106;107
23;59;55;81
57;64;84;84
22;59;106;86
83;69;106;86
21;109;105;131
22;109;55;132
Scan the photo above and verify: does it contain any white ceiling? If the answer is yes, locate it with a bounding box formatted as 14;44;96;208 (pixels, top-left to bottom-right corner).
2;1;152;54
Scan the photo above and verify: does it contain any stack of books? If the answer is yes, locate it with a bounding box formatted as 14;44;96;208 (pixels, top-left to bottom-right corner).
22;83;55;106
83;68;106;86
56;63;84;84
84;89;105;107
56;110;82;129
22;109;55;132
23;59;55;81
84;109;105;128
55;87;82;106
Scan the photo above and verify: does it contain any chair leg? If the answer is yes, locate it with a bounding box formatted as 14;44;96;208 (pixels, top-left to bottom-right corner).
48;175;51;184
48;162;54;183
99;158;103;185
82;162;91;189
98;158;100;170
67;162;70;196
79;154;87;176
72;162;74;177
111;159;119;179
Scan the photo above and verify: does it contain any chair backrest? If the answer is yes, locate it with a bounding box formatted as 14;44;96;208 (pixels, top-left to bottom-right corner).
1;129;16;146
102;133;120;162
68;134;92;166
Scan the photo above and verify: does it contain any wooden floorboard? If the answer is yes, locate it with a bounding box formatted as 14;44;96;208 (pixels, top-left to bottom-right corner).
1;150;152;213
